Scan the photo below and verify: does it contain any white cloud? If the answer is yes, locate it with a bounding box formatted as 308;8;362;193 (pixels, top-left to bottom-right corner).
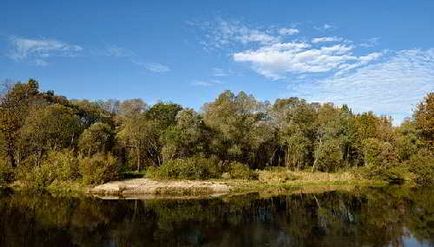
278;28;299;36
8;37;82;64
197;19;279;49
360;37;379;48
212;68;229;77
103;45;135;57
191;79;222;87
143;62;170;73
311;36;343;44
291;49;434;123
233;42;381;80
314;24;335;31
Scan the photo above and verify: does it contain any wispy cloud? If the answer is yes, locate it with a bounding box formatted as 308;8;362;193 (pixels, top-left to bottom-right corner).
212;67;229;77
278;28;299;36
102;45;135;57
233;42;381;80
143;62;170;73
192;19;280;49
311;36;343;44
195;19;380;80
314;23;336;31
291;49;434;123
191;79;223;87
8;37;82;65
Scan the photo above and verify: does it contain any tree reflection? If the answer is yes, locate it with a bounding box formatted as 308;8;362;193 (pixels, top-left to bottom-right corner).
0;187;433;246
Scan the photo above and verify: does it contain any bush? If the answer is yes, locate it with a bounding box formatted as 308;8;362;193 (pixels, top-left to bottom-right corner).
147;156;221;180
258;167;297;183
226;162;257;179
360;164;408;185
406;151;434;185
17;150;79;189
79;153;120;185
0;159;14;187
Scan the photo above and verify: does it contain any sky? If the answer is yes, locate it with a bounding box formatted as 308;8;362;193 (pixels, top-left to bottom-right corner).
1;0;433;123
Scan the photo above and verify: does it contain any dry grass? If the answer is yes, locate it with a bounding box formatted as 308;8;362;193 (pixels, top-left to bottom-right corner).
225;168;384;196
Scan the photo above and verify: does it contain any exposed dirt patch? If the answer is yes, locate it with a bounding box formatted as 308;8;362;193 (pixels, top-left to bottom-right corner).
89;178;231;199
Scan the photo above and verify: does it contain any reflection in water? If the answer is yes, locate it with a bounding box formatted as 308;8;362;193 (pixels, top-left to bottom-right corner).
0;187;433;247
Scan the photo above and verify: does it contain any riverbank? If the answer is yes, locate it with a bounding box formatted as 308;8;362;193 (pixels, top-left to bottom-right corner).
4;169;389;198
87;169;386;199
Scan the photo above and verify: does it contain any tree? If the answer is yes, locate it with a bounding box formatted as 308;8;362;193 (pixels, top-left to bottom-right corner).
362;138;397;166
18;104;82;165
119;99;147;117
0;79;41;167
271;98;316;169
414;92;434;150
145;102;182;129
78;122;114;156
117;115;160;171
203;91;272;167
161;109;208;160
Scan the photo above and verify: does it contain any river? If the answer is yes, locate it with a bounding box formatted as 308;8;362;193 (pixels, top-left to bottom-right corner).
0;186;433;246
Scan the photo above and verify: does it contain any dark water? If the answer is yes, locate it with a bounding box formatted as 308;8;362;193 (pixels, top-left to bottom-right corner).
0;187;433;247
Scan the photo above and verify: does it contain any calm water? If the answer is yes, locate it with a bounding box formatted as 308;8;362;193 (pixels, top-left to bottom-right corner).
0;187;433;247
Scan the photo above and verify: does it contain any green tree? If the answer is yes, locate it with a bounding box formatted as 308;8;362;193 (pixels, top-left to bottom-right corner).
203;91;272;167
146;102;182;129
161;109;208;160
78;122;114;156
117;115;161;170
414;92;434;150
0;79;41;167
18;104;82;165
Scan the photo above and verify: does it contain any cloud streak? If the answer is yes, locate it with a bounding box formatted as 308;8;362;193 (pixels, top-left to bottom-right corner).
291;49;434;123
8;37;82;64
233;42;381;80
143;62;170;73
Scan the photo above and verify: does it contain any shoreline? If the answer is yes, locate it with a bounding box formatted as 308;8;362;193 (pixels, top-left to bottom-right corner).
3;170;389;199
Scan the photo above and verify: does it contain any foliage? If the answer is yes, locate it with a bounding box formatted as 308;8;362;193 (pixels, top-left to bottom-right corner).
0;159;13;186
18;104;82;162
257;167;297;183
226;162;257;180
362;138;397;166
79;122;114;156
79;153;120;185
147;156;221;180
0;79;432;187
414;92;434;150
406;150;434;185
18;149;80;189
117;115;161;170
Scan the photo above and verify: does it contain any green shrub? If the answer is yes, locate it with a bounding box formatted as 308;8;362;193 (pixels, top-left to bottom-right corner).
147;156;221;180
360;164;408;184
0;159;14;187
226;162;257;179
17;150;79;189
406;151;434;185
79;153;120;185
258;167;297;183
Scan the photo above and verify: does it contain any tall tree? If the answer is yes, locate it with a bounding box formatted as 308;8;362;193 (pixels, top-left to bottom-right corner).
0;80;41;167
414;92;434;150
18;104;82;165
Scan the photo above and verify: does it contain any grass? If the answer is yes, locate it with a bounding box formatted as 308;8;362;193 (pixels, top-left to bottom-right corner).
222;168;386;196
7;167;388;198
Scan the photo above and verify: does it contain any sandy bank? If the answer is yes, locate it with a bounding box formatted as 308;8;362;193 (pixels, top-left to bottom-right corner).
89;178;231;199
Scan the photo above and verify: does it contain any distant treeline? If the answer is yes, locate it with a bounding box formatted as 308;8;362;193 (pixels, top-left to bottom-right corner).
0;79;432;187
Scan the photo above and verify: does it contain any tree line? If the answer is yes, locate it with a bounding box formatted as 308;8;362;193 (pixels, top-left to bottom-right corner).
0;79;432;186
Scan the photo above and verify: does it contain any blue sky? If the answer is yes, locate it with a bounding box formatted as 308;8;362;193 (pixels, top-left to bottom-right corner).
1;0;433;123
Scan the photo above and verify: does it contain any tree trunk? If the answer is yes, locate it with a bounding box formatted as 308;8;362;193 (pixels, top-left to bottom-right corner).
136;146;141;172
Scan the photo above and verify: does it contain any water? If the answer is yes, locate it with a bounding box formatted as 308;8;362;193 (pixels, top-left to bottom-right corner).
0;187;433;247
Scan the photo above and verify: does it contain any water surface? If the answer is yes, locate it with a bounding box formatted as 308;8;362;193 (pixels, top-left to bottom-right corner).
0;187;433;246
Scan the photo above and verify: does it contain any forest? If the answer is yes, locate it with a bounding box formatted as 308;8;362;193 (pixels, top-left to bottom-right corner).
0;79;432;189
